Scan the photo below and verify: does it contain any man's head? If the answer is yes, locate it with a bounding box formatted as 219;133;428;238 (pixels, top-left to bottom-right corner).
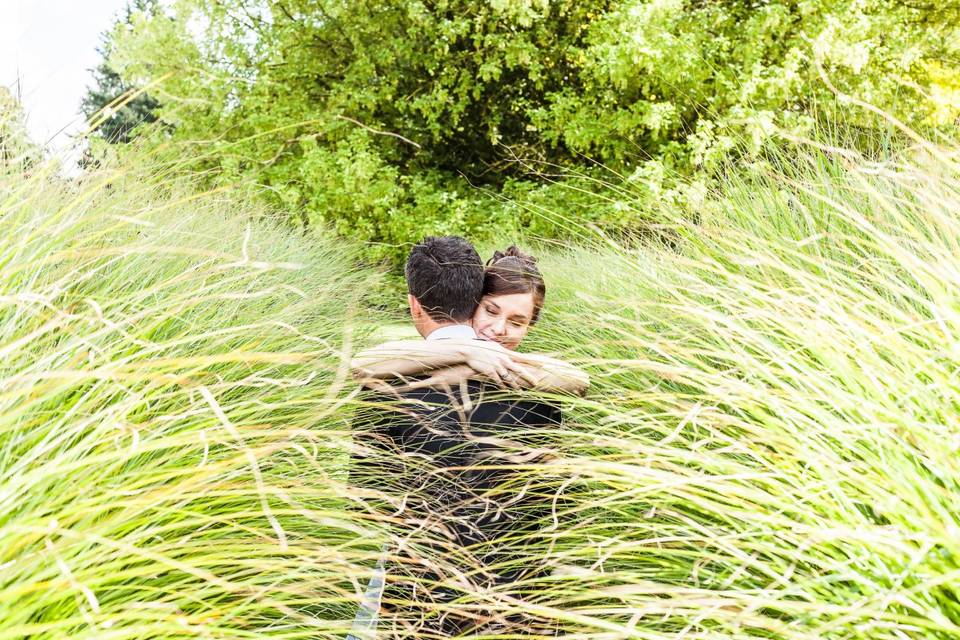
405;236;484;337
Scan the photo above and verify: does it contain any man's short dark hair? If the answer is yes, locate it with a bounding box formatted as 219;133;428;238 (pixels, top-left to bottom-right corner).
405;236;483;322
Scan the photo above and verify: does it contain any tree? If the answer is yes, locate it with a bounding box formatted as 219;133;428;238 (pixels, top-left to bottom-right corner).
0;86;42;169
81;0;162;144
104;0;960;265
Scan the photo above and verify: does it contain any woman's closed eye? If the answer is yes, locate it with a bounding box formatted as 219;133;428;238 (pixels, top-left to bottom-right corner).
488;309;527;327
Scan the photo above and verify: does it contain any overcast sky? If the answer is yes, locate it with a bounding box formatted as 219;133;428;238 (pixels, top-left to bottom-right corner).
1;0;130;157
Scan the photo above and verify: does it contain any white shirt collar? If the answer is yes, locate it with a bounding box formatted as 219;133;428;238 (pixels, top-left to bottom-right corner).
425;324;477;341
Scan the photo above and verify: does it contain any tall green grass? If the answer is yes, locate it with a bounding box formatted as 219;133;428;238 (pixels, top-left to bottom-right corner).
0;161;379;638
493;141;960;638
4;134;960;639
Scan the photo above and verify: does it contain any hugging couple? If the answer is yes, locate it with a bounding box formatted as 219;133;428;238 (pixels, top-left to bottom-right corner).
348;236;588;638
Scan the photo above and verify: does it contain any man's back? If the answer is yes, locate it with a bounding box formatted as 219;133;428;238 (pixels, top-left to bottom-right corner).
349;379;561;633
351;380;560;538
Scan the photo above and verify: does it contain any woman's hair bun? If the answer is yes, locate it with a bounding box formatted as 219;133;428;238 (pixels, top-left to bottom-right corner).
488;245;537;266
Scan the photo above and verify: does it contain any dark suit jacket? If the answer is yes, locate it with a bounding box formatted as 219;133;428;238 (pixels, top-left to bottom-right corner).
349;379;561;577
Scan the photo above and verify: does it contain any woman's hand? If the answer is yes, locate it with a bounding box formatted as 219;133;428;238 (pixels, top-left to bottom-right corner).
461;341;538;389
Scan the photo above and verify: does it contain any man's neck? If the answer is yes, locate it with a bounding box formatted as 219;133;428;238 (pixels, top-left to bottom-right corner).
425;323;477;341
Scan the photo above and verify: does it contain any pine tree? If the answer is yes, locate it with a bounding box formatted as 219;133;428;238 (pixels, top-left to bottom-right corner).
81;0;161;144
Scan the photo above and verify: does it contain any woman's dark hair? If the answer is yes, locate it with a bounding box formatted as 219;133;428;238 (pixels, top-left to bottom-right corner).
483;246;546;324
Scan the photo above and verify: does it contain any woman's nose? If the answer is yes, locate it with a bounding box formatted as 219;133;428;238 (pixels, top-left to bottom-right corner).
492;318;506;334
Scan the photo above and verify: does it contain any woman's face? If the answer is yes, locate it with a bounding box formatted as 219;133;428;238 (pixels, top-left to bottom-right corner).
472;292;535;350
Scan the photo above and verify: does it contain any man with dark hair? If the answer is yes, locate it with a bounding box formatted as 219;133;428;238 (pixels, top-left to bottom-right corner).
348;236;561;637
404;235;485;329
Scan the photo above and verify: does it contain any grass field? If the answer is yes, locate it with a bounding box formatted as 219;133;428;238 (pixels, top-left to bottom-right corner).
1;138;959;638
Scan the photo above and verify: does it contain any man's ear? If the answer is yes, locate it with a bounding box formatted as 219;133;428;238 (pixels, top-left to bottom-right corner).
408;293;421;319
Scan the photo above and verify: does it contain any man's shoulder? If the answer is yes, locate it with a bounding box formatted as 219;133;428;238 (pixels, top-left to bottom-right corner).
358;382;464;419
360;380;560;422
465;381;562;426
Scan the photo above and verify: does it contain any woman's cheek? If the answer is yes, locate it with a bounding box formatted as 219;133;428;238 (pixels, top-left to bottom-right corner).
471;312;488;334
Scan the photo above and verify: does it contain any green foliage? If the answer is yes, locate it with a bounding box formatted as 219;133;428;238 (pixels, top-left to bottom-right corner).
506;141;960;637
541;0;960;168
5;133;960;636
81;57;161;145
103;0;960;266
0;88;42;168
81;0;162;146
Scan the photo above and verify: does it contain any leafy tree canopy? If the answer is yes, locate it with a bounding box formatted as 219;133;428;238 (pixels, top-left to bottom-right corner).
103;0;960;265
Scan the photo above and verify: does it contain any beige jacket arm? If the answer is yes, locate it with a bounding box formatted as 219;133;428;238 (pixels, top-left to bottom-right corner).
351;339;589;395
350;339;477;379
510;351;590;396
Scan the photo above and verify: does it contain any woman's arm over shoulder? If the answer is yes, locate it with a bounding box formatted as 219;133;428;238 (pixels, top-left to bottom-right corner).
510;351;590;396
350;339;474;381
351;339;590;395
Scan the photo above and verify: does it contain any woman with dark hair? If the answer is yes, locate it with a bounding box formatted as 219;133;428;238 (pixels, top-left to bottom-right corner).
352;245;589;394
